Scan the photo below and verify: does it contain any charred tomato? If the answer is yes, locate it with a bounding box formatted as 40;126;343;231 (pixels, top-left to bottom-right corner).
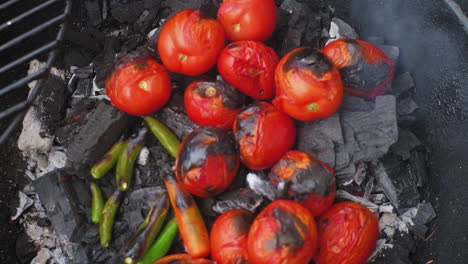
218;41;278;99
233;102;296;170
247;200;318;264
273;47;343;121
217;0;277;42
268;151;336;216
105;55;171;116
175;127;240;197
184;79;245;130
211;209;254;264
315;202;379;264
322;39;394;98
157;9;226;76
154;254;214;264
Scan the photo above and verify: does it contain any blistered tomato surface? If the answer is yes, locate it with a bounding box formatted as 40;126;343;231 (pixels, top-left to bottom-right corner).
153;254;214;264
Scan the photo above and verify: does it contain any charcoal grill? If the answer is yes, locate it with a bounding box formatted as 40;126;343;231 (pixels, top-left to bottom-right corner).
0;0;71;144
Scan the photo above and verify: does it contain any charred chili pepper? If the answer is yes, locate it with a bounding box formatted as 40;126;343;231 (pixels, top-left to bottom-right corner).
175;127;240;197
91;140;128;179
211;209;254;264
152;254;214;264
144;116;180;158
90;182;104;224
164;175;210;258
269;151;336;216
322;39;394;98
139;218;179;264
99;189;123;247
116;127;147;191
247;200;318;264
123;193;170;264
315;202;379;264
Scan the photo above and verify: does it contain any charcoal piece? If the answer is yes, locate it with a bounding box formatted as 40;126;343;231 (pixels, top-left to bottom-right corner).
144;0;162;9
15;232;36;264
326;17;359;45
212;188;264;214
33;170;89;242
246;172;279;201
161;0;211;13
392;72;415;97
390;129;421;160
94;36;120;88
111;0;145;23
409;149;428;187
340;94;375;112
408;221;428;239
379;203;395;213
363;176;374;200
63;48;93;68
414;202;436;225
366;36;385;46
65;101;130;178
353;162;368;185
85;0;102;26
296;113;343;168
72;79;93;100
397;97;418;116
64;30;102;53
72;64;94;79
136;143;171;187
370;159;420;214
121;34;146;53
335;190;379;212
155;96;198;140
378;45;400;64
335;96;398;183
133;8;159;34
280;19;307;56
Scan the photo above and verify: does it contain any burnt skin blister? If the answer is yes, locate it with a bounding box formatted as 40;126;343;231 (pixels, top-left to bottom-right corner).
282;48;333;78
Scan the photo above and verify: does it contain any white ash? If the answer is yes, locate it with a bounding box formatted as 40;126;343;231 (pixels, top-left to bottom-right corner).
31;248;54;264
17;108;54;153
353;162;368;185
27;59;65;89
326;17;359;45
137;146;150;166
11;191;34;221
379;203;395;213
335;189;379;212
25;147;67;180
92;75;110;100
369;239;394;261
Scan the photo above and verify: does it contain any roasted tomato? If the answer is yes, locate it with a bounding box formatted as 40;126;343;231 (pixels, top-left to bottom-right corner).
211;209;254;264
233;102;296;170
157;9;226;76
154;254;214;264
247;200;318;264
322;39;394;98
175;127;240;197
273;47;343;121
217;0;277;42
268;151;336;216
184;79;245;130
105;55;171;116
218;41;278;99
315;202;379;264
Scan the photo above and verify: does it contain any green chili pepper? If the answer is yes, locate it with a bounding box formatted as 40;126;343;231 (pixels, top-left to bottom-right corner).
144;116;180;158
99;189;123;247
116;128;147;191
90;182;104;224
138;218;178;264
91;140;128;179
123;194;170;264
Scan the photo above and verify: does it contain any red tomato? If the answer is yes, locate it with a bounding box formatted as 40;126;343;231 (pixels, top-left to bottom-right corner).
269;151;336;216
315;202;379;264
184;79;245;130
247;200;318;264
157;9;226;76
218;41;278;99
217;0;277;42
211;209;254;264
233;102;296;170
154;254;214;264
322;39;394;98
105;55;171;116
175;127;240;197
273;47;343;121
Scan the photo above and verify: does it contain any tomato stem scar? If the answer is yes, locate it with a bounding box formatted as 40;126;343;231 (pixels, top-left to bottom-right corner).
234;23;241;32
139;81;149;91
178;53;187;61
205;86;217;97
306;103;318;112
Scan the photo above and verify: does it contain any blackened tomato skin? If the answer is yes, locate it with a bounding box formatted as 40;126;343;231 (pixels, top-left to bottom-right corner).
211;209;254;264
233;102;296;170
269;151;336;216
218;41;278;99
105;56;171;116
322;39;394;98
217;0;277;42
247;200;318;264
184;80;245;130
157;9;226;76
175;127;240;197
274;47;343;121
315;202;379;264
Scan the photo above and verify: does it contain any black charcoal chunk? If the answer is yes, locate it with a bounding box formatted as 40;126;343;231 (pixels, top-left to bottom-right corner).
162;0;211;13
414;202;436;225
133;8;159;34
15;232;36;264
326;17;359;45
246;172;279;201
111;0;145;23
135;143;171;188
297;113;343;168
409;149;428;187
372;231;414;263
94;36;120;88
335;190;379;212
72;64;94;79
366;36;385;46
392;72;415;97
397;97;419;116
33;170;90;242
212;188;264;214
65;101;130;178
353;162;368;185
340;94;375;112
155;95;198;140
64;30;102;53
390;129;422;160
378;45;400;64
85;0;102;26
